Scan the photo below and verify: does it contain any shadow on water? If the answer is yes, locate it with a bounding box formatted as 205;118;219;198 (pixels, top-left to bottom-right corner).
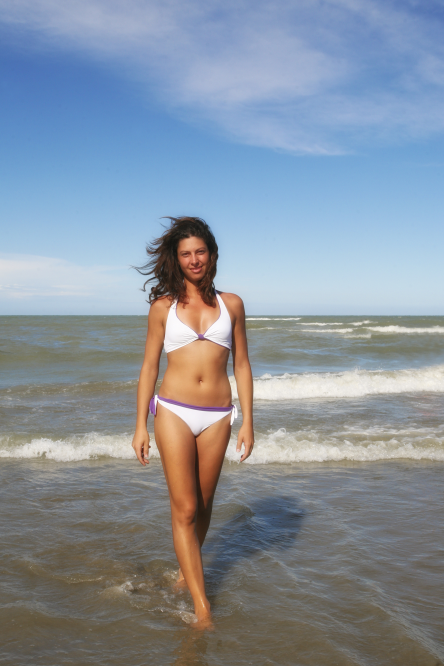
169;496;304;666
204;494;305;596
168;495;305;666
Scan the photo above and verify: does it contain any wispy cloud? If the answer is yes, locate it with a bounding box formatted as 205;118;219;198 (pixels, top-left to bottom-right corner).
0;254;134;303
1;0;444;153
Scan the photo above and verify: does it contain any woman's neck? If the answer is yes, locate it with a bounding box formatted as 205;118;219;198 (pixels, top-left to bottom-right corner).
181;278;215;306
183;278;202;301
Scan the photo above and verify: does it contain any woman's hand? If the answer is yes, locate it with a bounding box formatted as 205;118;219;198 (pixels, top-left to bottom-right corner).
236;424;254;462
132;427;151;466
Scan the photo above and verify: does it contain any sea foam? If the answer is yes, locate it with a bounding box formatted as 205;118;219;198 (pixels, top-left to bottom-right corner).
226;426;444;464
1;426;443;464
0;433;139;462
230;365;444;400
297;328;354;333
367;326;444;334
298;322;343;326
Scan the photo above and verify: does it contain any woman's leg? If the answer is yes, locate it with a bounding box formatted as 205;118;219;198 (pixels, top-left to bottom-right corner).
194;415;232;546
154;404;210;621
154;405;231;621
176;415;231;584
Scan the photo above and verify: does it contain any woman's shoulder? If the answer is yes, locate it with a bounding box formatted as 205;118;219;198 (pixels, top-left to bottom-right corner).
148;295;174;320
217;291;245;314
150;295;173;308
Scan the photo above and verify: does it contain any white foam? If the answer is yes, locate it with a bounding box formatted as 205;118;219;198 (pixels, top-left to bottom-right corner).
344;333;372;339
0;433;160;462
246;317;301;321
226;426;444;464
230;364;444;400
298;322;343;326
2;426;443;465
366;326;444;334
298;328;354;333
352;320;373;326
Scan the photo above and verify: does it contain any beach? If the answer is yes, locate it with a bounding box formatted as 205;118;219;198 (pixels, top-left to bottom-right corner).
1;315;444;665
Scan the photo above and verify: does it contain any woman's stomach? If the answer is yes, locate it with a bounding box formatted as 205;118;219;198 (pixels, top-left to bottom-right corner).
159;342;232;407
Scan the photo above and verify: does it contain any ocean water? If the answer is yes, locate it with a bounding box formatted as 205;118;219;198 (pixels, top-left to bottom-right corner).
1;315;444;665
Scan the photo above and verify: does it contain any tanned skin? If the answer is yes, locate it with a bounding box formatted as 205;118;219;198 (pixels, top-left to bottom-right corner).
132;236;254;628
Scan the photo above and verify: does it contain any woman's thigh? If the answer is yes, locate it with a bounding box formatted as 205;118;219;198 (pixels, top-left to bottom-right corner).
154;403;198;507
195;414;232;503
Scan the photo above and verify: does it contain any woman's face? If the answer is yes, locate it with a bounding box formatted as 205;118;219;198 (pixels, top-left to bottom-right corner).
177;236;210;282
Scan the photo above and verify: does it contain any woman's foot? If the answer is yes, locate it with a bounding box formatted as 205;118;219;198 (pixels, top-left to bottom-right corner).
193;605;213;631
192;599;214;630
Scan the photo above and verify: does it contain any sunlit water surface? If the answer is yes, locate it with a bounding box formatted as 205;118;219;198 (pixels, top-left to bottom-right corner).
1;315;444;665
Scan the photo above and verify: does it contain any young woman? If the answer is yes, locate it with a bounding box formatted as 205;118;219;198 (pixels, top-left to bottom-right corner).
132;216;254;627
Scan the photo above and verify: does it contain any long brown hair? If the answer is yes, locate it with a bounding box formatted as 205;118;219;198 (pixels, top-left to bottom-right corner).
136;217;219;305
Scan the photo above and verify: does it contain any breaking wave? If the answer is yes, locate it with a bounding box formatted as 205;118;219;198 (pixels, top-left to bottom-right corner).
0;433;137;462
226;426;444;464
367;326;444;334
2;425;443;464
297;328;354;333
298;322;343;326
230;365;444;400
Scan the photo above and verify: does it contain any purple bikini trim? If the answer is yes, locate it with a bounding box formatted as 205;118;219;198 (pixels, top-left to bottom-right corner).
149;395;233;416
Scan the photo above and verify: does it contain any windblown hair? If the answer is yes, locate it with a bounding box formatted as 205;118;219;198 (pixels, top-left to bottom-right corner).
136;217;219;306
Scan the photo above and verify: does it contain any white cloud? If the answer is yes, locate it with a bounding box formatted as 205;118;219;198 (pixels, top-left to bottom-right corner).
0;253;144;313
0;254;116;298
1;0;444;153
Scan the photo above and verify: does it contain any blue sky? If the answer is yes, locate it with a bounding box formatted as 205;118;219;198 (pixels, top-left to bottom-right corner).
1;0;443;315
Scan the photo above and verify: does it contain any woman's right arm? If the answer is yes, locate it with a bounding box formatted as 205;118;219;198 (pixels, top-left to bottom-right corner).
132;300;166;466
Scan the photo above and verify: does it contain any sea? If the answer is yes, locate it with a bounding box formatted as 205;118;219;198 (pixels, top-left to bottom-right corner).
1;315;443;665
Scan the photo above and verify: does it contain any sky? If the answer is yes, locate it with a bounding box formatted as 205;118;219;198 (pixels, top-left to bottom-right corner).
1;0;444;315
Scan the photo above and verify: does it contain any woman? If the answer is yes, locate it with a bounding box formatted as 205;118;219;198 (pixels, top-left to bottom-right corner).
132;216;254;627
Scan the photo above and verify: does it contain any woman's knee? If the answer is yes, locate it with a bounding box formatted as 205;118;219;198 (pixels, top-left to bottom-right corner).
172;499;198;527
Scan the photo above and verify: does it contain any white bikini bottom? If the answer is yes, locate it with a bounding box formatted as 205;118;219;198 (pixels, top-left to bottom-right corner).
149;395;238;437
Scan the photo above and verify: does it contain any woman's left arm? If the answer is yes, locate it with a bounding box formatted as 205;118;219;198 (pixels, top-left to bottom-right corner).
228;295;254;462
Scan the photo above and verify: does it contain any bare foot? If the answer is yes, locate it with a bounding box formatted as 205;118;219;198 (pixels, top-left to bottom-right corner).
192;598;213;630
192;610;214;631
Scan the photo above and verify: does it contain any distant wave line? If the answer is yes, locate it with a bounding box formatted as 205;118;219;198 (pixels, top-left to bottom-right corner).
230;365;444;400
298;322;344;326
293;326;444;335
1;425;443;464
367;326;444;334
4;364;444;402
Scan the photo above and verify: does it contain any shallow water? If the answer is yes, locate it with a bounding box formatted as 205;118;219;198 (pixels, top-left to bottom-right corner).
1;460;443;665
1;315;444;664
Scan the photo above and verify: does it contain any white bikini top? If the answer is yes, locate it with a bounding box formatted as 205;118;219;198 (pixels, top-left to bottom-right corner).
164;293;232;353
